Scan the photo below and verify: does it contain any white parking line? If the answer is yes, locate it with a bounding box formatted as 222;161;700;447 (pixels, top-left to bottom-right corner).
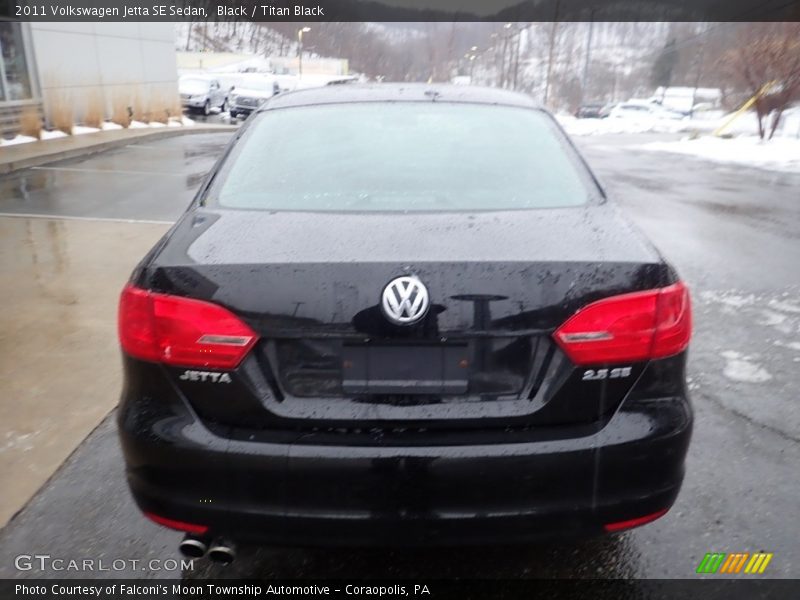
0;212;174;225
30;166;184;177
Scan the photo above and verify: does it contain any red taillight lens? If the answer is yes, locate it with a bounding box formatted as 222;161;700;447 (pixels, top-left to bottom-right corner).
118;284;258;369
553;282;691;365
143;511;209;534
652;282;692;359
603;508;669;532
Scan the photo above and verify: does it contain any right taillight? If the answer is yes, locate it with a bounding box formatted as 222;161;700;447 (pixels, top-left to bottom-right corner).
553;281;691;366
118;284;258;369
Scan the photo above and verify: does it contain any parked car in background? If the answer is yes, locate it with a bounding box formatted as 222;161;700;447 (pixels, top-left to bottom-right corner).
179;75;229;116
229;76;281;120
598;102;616;118
575;103;605;119
609;100;686;121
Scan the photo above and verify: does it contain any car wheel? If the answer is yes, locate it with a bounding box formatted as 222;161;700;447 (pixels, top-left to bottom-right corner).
229;110;238;120
203;100;210;117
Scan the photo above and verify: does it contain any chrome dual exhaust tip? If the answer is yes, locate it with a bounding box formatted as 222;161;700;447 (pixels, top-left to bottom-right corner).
179;535;236;564
178;536;208;559
207;541;236;564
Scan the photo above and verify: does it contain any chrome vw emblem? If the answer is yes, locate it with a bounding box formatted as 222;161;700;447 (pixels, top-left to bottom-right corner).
381;276;430;325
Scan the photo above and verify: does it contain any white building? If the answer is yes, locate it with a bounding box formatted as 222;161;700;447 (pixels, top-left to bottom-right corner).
0;21;179;136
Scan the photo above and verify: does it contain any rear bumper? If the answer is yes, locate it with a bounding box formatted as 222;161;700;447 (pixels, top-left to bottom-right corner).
118;377;692;546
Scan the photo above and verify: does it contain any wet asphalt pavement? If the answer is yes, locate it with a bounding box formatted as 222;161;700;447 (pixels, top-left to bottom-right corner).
0;134;225;222
0;131;798;582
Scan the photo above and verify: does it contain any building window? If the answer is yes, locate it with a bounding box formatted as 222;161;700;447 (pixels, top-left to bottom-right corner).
0;22;33;101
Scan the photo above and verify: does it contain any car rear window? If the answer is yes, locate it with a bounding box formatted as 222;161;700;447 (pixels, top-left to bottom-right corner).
209;102;593;211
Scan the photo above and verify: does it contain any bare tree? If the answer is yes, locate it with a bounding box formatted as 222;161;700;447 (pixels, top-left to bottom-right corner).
721;23;800;139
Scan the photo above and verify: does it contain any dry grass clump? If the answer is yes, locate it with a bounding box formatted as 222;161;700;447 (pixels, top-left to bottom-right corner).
49;91;74;134
84;90;105;129
148;93;170;124
166;95;184;125
111;91;132;128
19;106;43;139
131;90;150;123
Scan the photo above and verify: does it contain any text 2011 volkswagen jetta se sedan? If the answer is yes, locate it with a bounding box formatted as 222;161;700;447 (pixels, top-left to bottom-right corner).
117;84;692;561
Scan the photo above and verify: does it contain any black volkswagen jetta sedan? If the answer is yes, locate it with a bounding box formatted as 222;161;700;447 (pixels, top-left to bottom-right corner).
117;84;692;560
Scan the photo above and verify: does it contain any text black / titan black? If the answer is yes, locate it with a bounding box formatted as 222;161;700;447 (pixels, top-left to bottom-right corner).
117;84;692;550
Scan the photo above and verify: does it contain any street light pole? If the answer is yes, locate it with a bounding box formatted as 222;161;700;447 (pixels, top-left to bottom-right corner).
297;27;311;79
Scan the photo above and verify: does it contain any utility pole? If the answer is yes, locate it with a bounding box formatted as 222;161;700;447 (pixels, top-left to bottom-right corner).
543;1;561;107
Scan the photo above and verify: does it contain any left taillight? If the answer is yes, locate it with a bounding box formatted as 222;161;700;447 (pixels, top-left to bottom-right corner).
118;284;258;369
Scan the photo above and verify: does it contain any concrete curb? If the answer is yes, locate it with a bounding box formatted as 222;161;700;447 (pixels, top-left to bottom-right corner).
0;125;238;176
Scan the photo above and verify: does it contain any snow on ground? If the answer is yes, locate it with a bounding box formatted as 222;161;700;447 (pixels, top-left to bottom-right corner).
0;134;38;146
40;130;68;140
556;110;772;137
720;351;772;383
769;299;800;314
557;114;688;135
700;288;800;373
640;135;800;173
699;290;758;309
72;126;101;135
774;341;800;351
2;119;192;147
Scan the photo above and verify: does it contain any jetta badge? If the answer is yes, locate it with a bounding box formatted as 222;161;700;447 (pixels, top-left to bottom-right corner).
381;276;430;325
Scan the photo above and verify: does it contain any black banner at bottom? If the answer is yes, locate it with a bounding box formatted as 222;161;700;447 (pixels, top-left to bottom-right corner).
2;579;799;600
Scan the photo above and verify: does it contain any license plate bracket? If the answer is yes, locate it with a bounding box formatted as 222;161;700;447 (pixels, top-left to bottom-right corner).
342;344;469;395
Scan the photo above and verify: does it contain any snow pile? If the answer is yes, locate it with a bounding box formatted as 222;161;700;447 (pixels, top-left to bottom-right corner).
0;134;38;146
40;130;68;140
2;118;194;147
72;126;101;135
556;114;688;136
556;110;778;138
640;135;800;173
